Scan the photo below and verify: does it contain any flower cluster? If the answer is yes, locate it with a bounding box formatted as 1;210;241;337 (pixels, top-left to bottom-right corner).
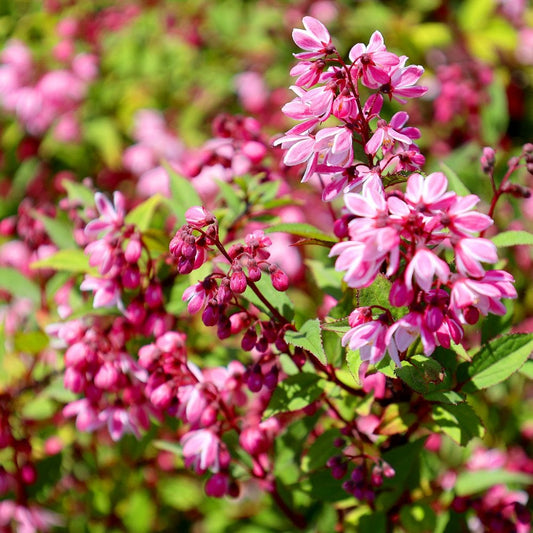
274;18;426;200
170;206;290;352
0;39;97;140
332;172;516;365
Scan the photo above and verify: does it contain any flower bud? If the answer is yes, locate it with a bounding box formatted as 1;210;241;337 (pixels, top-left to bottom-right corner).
125;236;142;263
145;283;163;308
463;306;480;325
94;362;119;390
205;473;229;498
230;270;247;294
240;426;269;456
263;367;279;390
150;382;174;410
217;316;232;340
247;365;263;392
121;266;141;289
20;463;37;485
480;146;495;173
241;327;258;351
271;267;289;291
248;264;262;282
202;302;219;327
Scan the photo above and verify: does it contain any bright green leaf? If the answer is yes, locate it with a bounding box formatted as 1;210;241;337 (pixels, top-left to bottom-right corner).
31;249;94;274
243;276;294;321
459;334;533;392
491;230;533;248
14;330;49;354
440;162;471;196
396;355;449;395
32;211;77;249
378;403;417;435
455;469;533;496
264;373;324;417
284;319;327;365
0;267;40;304
166;165;202;221
432;403;485;446
264;222;337;243
125;194;163;232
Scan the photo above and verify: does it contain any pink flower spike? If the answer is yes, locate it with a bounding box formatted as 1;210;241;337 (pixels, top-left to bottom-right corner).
405;248;450;291
292;17;333;60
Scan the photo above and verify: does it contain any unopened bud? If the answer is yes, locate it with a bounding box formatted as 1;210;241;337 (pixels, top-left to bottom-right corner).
480;146;495;173
205;473;229;498
230;270;247;294
241;327;258;351
247;365;263;392
271;266;289;291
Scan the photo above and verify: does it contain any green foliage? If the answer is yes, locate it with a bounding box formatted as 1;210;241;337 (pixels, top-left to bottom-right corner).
457;334;533;392
264;373;325;417
284;319;327;365
431;403;485;445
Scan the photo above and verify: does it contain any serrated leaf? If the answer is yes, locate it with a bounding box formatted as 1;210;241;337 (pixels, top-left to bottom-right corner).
284;319;327;365
440;162;471;196
264;373;324;417
519;359;533;379
431;403;485;446
491;230;533;248
455;469;533;496
31;249;94;274
396;355;449;395
125;194;163;232
0;267;41;304
459;334;533;392
424;391;465;405
264;222;337;243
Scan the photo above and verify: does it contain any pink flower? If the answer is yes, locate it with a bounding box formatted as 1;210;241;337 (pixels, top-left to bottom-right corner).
282;85;334;122
454;237;498;278
386;311;436;362
84;191;125;237
181;429;222;473
349;31;400;88
404;172;455;212
80;276;123;310
381;57;427;103
342;319;389;364
404;248;450;291
292;16;333;60
365;117;414;157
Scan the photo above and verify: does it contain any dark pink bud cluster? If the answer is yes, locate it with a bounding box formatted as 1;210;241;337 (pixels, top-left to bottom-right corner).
325;450;395;502
332;172;517;365
275;18;426;200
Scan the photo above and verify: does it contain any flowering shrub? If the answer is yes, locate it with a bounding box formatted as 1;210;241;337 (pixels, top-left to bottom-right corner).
1;1;533;531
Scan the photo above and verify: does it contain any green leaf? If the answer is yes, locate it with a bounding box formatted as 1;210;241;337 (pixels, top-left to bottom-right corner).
84;117;122;168
284;319;327;365
63;179;95;207
519;359;533;379
424;390;465;405
166;165;202;220
378;403;417;435
480;77;509;145
306;259;344;300
31;249;94;274
400;504;437;533
264;373;324;417
455;469;533;496
158;478;202;511
152;440;183;455
357;274;406;319
431;403;485;446
125;194;163;232
264;222;337;243
117;489;155;533
491;230;533;248
243;275;294;321
440;162;471;197
216;179;243;215
32;211;77;249
459;334;533;392
14;330;49;354
396;355;450;395
301;428;342;473
358;512;387;533
0;267;40;304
